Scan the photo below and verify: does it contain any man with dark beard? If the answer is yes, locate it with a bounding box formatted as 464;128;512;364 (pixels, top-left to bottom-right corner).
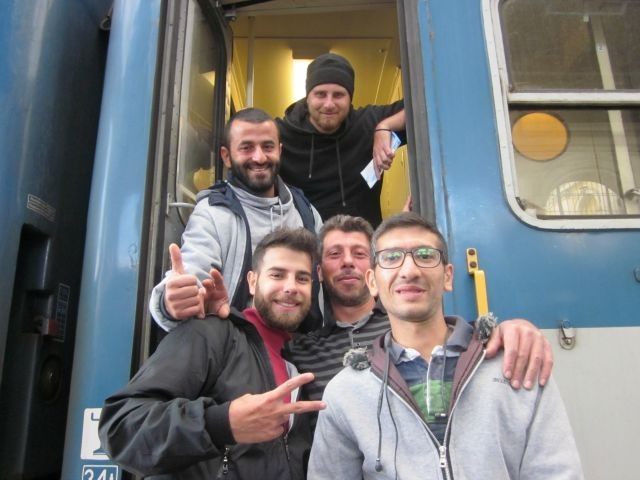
99;229;326;479
149;108;323;333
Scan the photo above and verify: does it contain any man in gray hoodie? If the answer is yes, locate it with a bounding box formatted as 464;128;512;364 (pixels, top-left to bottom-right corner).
149;108;323;332
309;212;583;479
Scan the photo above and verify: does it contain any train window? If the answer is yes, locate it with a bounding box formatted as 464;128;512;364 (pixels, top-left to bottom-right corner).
485;0;640;228
175;0;217;212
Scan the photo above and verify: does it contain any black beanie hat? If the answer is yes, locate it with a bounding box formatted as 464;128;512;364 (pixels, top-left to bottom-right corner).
305;53;355;98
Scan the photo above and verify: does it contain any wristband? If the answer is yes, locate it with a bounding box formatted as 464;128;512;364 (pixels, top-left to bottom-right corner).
375;128;392;132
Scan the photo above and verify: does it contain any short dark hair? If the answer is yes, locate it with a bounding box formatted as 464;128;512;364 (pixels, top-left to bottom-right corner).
223;108;278;148
252;228;318;271
371;212;449;265
318;215;373;258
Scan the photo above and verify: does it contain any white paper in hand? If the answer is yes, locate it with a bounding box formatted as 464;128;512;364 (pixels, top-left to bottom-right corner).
360;131;402;188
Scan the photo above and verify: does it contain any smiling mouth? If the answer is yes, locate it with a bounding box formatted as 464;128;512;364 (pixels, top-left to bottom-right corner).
337;275;361;283
274;299;300;309
248;164;272;171
395;285;426;295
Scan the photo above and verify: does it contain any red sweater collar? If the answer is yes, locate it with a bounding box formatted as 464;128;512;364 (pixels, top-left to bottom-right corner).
242;307;291;353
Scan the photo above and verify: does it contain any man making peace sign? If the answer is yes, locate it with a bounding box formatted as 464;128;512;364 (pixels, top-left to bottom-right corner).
98;228;325;479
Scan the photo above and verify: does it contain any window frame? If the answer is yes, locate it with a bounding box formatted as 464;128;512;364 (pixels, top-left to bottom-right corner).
482;0;640;230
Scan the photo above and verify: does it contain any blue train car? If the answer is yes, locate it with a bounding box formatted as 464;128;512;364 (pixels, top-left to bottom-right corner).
0;1;111;478
0;1;638;479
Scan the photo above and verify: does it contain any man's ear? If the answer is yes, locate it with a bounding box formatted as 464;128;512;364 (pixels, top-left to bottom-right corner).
317;263;324;282
247;270;257;296
221;146;232;169
365;268;378;297
444;264;454;292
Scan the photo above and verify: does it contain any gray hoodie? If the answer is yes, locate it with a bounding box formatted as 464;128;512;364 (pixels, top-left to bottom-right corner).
309;318;583;480
150;177;323;331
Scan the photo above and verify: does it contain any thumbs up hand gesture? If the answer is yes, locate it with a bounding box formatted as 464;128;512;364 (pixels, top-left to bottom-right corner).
164;243;205;320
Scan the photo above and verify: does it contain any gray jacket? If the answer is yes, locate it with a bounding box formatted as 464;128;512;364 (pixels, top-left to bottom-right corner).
309;318;583;480
150;177;323;331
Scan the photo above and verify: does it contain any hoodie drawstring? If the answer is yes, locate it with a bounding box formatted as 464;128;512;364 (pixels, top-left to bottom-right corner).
375;348;391;472
269;197;285;230
308;135;315;179
306;134;346;209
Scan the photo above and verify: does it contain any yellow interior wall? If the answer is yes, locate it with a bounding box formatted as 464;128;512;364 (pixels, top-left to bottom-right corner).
380;69;409;219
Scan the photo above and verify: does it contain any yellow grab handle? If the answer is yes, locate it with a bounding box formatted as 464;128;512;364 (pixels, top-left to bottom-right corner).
466;248;489;317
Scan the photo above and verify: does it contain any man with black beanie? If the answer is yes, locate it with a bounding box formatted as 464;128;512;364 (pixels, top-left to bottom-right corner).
277;53;406;228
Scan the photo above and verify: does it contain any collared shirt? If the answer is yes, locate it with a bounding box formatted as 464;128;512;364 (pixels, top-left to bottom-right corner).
389;317;473;443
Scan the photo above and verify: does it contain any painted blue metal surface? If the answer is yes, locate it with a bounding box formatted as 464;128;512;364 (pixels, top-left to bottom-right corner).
417;0;640;329
0;0;106;378
61;0;162;477
0;1;109;476
0;1;25;381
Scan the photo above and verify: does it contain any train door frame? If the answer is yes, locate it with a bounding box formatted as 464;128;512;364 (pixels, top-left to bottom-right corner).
220;0;435;223
137;0;231;368
61;2;231;476
397;0;435;223
140;0;437;367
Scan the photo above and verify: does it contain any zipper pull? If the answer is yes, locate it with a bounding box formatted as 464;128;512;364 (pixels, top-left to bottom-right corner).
439;445;447;469
283;435;291;460
216;447;230;478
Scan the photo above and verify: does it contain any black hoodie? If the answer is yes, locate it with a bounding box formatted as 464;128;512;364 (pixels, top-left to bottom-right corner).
277;98;404;227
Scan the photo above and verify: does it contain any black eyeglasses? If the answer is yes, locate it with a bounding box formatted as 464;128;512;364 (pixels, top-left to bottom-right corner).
374;247;443;269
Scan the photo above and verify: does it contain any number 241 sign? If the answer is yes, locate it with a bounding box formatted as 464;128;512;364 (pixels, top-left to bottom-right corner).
82;465;118;480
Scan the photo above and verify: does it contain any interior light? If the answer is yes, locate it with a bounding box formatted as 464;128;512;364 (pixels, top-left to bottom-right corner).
292;59;312;102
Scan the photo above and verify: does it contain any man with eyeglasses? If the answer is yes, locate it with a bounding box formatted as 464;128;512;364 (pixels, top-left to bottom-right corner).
308;212;583;480
286;215;554;405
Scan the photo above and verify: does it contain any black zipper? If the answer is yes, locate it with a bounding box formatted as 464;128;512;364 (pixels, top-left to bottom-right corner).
216;447;231;478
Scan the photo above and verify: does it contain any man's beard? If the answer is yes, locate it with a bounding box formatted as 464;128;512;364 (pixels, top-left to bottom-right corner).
230;157;280;194
253;291;309;332
323;276;371;307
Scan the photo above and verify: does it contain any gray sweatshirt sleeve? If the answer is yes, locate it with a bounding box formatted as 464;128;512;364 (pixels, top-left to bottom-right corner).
98;321;235;477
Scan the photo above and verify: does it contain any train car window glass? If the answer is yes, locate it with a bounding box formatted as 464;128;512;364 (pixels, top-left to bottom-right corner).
176;0;217;212
484;0;640;229
510;108;639;217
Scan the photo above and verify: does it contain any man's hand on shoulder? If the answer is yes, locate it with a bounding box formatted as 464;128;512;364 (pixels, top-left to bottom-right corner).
485;318;553;390
164;243;206;320
228;373;326;443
